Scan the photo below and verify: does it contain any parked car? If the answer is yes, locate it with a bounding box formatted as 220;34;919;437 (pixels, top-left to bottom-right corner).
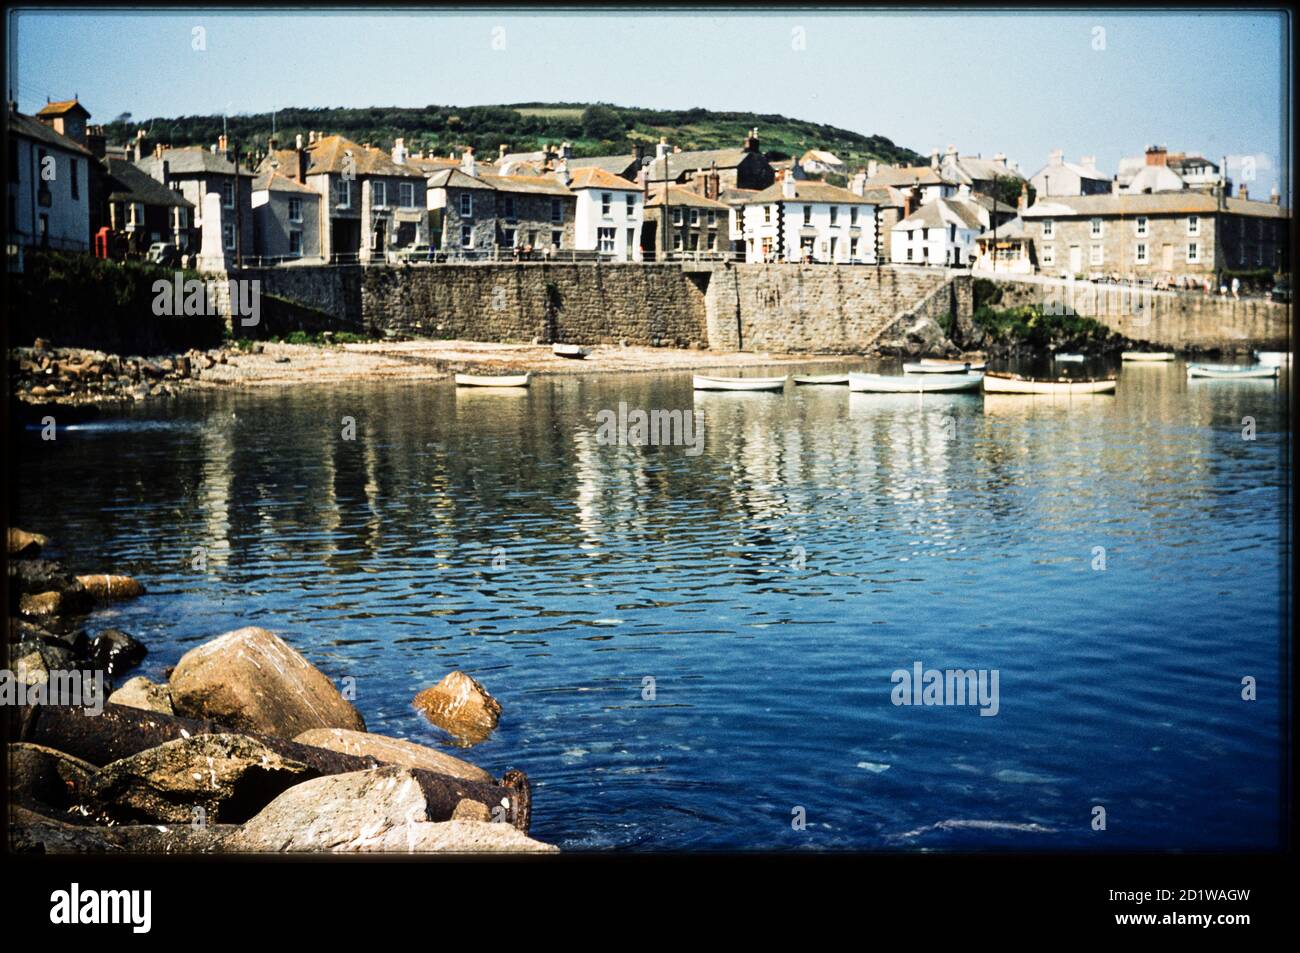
145;242;180;266
397;244;436;262
1268;279;1291;303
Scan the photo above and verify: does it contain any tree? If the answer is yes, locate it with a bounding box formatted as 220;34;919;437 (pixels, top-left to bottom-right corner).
581;105;624;141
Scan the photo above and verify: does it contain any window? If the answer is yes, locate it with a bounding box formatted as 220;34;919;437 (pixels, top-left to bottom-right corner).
128;202;144;227
223;222;236;250
830;206;839;226
673;232;683;251
1090;217;1103;237
70;159;79;200
174;207;187;230
850;207;859;226
37;150;51;205
689;233;699;251
601;193;612;217
502;196;516;220
334;179;351;209
764;205;773;224
372;181;387;208
707;210;716;226
38;214;48;244
1187;242;1199;263
709;234;718;251
1135;216;1148;236
1135;242;1148;263
551;198;562;223
288;198;303;223
1090;243;1103;265
803;205;812;226
598;226;615;253
1187;215;1199;236
289;230;302;256
460;225;472;247
401;182;416;208
1042;244;1054;265
503;228;516;247
551;229;562;247
852;237;860;258
459;193;472;217
672;207;683;226
222;180;235;209
626;194;635;217
1042;218;1054;238
689;208;699;226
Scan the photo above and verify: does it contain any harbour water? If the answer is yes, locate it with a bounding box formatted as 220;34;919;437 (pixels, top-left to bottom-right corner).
13;357;1288;850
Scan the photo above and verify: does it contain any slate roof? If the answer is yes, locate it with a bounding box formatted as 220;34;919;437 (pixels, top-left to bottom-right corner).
36;99;90;118
863;165;950;189
137;146;239;177
103;158;194;208
262;136;424;179
645;186;730;210
743;180;877;205
894;197;984;231
1023;192;1289;219
7;108;94;157
567;167;639;191
251;170;318;194
646;147;754;182
567;154;641;177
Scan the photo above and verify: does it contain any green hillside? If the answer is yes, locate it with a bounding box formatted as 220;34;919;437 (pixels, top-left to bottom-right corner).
102;102;923;168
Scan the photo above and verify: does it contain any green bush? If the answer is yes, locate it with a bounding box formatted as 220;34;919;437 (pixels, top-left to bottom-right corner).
972;303;1118;350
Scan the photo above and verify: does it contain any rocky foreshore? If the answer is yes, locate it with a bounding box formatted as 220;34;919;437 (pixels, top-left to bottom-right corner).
5;527;555;854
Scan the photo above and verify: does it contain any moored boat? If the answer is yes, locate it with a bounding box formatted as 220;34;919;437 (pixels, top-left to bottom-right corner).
918;357;988;371
552;343;589;359
1054;353;1085;362
1121;351;1175;362
793;374;851;385
455;372;531;387
1256;351;1291;366
1186;363;1279;380
982;371;1117;395
848;372;983;393
692;374;788;392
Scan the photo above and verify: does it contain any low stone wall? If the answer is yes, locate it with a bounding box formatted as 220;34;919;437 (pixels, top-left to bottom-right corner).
233;264;364;329
702;264;960;353
359;263;709;347
984;275;1291;352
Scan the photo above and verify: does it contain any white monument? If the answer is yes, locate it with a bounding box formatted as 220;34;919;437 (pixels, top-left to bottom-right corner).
197;192;230;275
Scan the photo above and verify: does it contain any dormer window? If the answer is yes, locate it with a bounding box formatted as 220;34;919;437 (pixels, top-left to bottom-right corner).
1187;215;1199;236
1136;216;1149;236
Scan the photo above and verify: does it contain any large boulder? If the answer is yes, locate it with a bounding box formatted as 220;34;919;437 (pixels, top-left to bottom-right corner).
85;733;317;824
87;628;147;679
107;676;174;715
8;743;98;811
8;528;48;558
76;574;146;600
293;727;491;783
169;627;365;739
8;804;235;854
412;671;501;746
229;766;554;853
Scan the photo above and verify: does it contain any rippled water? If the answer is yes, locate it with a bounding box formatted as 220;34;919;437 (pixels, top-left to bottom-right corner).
12;356;1289;850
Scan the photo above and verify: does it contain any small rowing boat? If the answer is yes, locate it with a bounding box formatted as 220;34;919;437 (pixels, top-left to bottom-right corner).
552;343;589;359
1256;351;1291;367
693;374;788;392
455;373;531;388
1054;353;1085;362
1121;351;1175;362
1186;363;1279;380
982;372;1117;395
849;372;983;393
905;360;982;374
793;374;851;385
918;357;988;372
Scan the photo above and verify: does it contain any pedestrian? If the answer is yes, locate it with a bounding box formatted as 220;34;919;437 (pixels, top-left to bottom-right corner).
1231;276;1240;299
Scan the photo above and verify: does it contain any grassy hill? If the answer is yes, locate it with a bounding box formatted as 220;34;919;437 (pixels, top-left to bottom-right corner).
102;102;923;168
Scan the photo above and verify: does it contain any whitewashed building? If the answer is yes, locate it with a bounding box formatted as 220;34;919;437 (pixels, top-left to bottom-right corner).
740;173;879;263
7;105;93;253
891;191;986;267
566;166;643;261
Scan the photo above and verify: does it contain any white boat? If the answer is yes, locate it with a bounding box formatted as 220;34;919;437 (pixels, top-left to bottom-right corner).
1256;351;1291;366
983;372;1117;395
455;372;531;388
1186;363;1279;380
1054;353;1085;362
693;374;788;392
905;361;980;374
849;372;983;393
793;374;851;385
1121;351;1175;362
552;343;589;359
918;357;988;371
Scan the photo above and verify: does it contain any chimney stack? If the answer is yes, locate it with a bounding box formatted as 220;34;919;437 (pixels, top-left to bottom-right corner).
705;160;720;201
782;170;796;199
498;143;509;160
929;149;940;171
134;129;147;163
743;127;760;153
1145;145;1168;166
867;159;879;180
1049;148;1064;166
1270;185;1281;205
850;171;866;197
218;134;228;157
656;136;670;160
1017;181;1028;211
296;136;308;184
1239;183;1249;201
461;147;476;177
554;155;570;186
392;137;407;166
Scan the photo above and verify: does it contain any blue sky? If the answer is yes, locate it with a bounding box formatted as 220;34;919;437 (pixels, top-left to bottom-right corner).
9;8;1290;197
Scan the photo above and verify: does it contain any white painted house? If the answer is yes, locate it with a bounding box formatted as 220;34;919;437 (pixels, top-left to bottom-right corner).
740;174;878;264
891;191;986;267
566;166;643;261
7;105;93;253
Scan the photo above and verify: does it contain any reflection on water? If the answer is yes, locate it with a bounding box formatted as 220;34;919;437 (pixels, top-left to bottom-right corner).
11;358;1287;850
